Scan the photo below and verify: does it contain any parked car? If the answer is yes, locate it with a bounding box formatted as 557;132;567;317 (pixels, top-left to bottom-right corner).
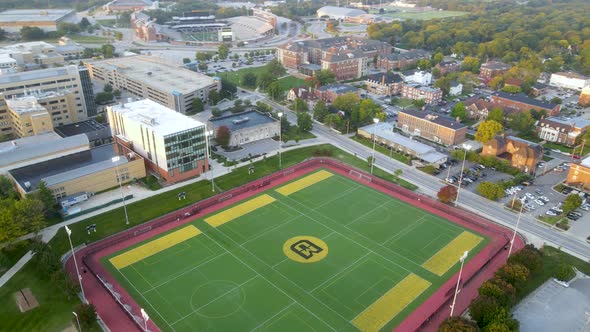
525;192;535;199
535;189;544;195
535;199;545;205
546;210;558;216
539;196;550;203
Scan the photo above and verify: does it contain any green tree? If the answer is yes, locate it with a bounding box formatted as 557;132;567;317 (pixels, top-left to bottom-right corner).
198;63;208;71
297;112;313;133
451;102;467;121
393;169;403;183
208;90;222;105
507;111;535;135
501;85;522;94
324;114;342;128
434;76;452;95
242;72;257;88
267;82;283;101
113;89;121;98
487;107;505;123
438;317;479;332
264;59;286;77
196;52;212;61
182;57;191;64
475;120;503;143
95;92;113;104
313;101;329;122
312;69;336;86
101;44;115;58
495;263;530;285
477;181;505;200
103;84;113;93
437;185;458;204
258;71;276;91
73;303;97;329
216;125;231;147
36;181;56;218
417;59;432;70
478;277;516;307
211;107;223;117
433;52;445;64
554;262;575;281
469;296;503;328
218;43;230;60
412;99;426;108
462;56;480;73
508;245;543;274
0;175;18;200
191;98;204;114
563;194;583;213
20;26;45;41
292;98;308;112
0;28;5;41
333;93;361;114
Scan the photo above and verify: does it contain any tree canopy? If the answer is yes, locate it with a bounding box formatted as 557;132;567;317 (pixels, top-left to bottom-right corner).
475;120;503;143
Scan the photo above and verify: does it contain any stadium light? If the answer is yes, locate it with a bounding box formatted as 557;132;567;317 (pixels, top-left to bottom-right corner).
450;250;469;316
371;118;380;174
72;312;82;332
508;196;525;257
454;147;469;206
65;225;85;302
204;129;215;192
112;156;129;225
278;112;283;170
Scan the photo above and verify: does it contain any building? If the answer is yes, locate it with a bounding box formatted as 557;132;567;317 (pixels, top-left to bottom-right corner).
55;37;86;60
463;97;517;120
85;56;220;114
103;0;158;13
491;92;561;115
0;42;64;69
0;9;76;35
8;142;146;200
358;122;447;166
286;87;312;102
316;6;366;20
580;87;590;107
365;72;403;96
549;72;590;91
377;49;430;71
0;132;89;174
536;117;590;147
479;60;511;80
397;109;466;146
277;37;392;81
208;110;280;147
566;157;590;190
449;81;463;96
55;119;112;147
107;99;209;183
481;135;542;173
314;84;360;103
402;69;432;85
0;54;17;74
130;11;168;42
401;84;443;105
0;65;93;120
531;82;549;97
435;60;460;75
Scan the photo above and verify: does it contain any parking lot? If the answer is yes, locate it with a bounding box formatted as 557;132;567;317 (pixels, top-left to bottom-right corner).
435;159;513;194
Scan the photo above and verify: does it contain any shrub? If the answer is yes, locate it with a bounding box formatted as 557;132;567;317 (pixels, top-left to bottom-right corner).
438;316;479;332
554;262;575;281
495;263;530;285
437;185;458;204
508;245;543;274
73;303;97;328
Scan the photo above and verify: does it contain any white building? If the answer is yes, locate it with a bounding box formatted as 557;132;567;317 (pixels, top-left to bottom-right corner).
208;110;280;147
107;99;209;182
549;72;590;91
86;56;220;114
0;9;76;34
402;69;432;85
449;81;463;96
316;6;366;20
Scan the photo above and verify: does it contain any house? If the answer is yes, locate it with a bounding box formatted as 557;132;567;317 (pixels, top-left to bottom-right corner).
377;49;430;71
435;60;460;75
397;109;466;146
479;60;511;80
549;72;590;91
287;87;311;102
449;81;463;96
566;157;590;190
402;69;432;85
536;117;590;147
463;97;518;120
481;135;543;173
314;84;360;103
580;87;590;107
401;84;442;105
364;72;403;96
491;92;561;115
530;82;549;97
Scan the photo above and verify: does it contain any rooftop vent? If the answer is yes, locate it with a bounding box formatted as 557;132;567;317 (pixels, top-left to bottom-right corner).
232;117;250;125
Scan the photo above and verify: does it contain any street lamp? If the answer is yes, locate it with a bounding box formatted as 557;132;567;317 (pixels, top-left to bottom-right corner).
141;308;150;331
278;112;283;170
112;156;129;225
371;118;379;174
72;311;82;332
204;129;215;192
508;196;525;257
449;250;469;316
65;225;85;302
454;148;469;206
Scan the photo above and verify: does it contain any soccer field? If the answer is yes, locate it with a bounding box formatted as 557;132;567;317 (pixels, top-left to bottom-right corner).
102;169;488;332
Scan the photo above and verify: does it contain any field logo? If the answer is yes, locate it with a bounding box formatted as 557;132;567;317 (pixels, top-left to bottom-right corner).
283;236;328;263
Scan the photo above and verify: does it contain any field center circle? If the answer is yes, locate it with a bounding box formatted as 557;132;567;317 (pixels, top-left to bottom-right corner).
190;280;245;318
283;236;328;263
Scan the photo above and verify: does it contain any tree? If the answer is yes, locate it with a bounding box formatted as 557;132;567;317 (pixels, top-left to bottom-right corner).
315;69;337;87
216;126;231;147
196;52;212;61
198;63;208;71
495;263;530;285
508;245;543;274
478;277;516;307
20;27;45;41
324;114;342;128
218;43;230;60
469;296;504;328
462;56;480;73
475;120;503;143
550;96;562;105
507;111;535;135
191;98;204;114
487;107;504;123
433;52;445;64
477;181;505;201
297;112;313;133
264;59;286;77
417;59;432;70
221;79;237;99
79;17;91;29
208;90;222;105
412;99;426;108
0;28;4;41
267;82;283;100
434;76;452;95
313;101;329;122
451;102;467;121
211;107;223;117
95;92;113;104
101;44;115;58
0;175;17;200
563;194;583;213
242;72;257;88
74;303;97;329
438;316;479;332
554;262;574;281
393;169;403;183
437;185;458;204
501;85;521;94
292;98;308;112
114;31;123;41
182;57;191;64
333;93;361;114
103;84;113;93
36;181;56;218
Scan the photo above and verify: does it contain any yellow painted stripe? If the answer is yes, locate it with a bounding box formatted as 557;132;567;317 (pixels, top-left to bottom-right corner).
352;274;431;332
275;170;333;196
422;231;483;276
204;194;276;227
109;225;201;269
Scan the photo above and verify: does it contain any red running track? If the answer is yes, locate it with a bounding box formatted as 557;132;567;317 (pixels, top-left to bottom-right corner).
65;159;524;332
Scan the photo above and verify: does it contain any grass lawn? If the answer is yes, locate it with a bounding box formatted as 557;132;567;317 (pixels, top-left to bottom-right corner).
215;67;264;88
101;169;488;331
392;98;414;109
379;10;468;20
0;241;30;277
68;35;110;44
277;75;306;90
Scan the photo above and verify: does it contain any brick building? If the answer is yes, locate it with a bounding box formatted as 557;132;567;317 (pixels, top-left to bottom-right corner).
491;92;561;115
435;60;460;75
580;87;590;107
364;72;403;96
463;97;517;120
566;157;590;190
481;135;542;173
397;109;466;146
401;84;443;105
314;84;360;103
536;117;590;147
479;60;511;80
377;49;430;71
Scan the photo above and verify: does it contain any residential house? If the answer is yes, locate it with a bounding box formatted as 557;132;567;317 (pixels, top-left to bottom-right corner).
435;60;460;75
401;84;442;105
530;82;549;97
449;81;463;96
402;69;432;85
481;135;543;173
314;84;360;103
463;97;517;120
364;72;403;96
479;60;511;80
536;117;590;147
491;92;561;115
287;87;312;102
377;49;430;71
397;109;466;146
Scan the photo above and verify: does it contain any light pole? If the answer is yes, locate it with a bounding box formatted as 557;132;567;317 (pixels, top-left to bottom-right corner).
508;196;525;257
65;225;85;302
141;308;150;331
454;148;469;206
370;118;379;174
449;250;469;316
204;129;215;192
112;156;129;225
278;112;283;170
72;311;82;332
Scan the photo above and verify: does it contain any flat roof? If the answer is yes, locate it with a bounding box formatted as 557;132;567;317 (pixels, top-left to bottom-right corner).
9;143;121;191
110;99;205;136
0;133;89;169
209;110;276;131
0;65;78;85
543;116;590;129
400;109;466;130
54;119;112;141
5;96;46;114
0;9;74;23
87;56;217;94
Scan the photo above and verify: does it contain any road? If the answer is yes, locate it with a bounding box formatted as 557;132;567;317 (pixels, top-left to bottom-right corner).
260;97;590;260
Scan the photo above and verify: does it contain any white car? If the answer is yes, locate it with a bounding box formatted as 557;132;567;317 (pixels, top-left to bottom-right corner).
540;196;550;203
546;210;558;216
535;199;545;205
525;192;535;199
524;204;536;210
581;205;590;211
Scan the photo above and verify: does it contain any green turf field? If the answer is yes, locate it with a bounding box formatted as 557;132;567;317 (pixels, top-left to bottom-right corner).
102;169;488;332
